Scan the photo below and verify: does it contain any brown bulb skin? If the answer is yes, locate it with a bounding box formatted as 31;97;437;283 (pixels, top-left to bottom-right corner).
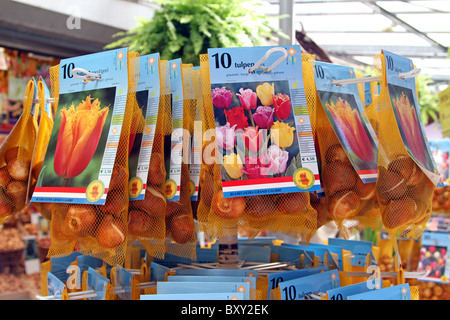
355;178;376;201
168;212;195;244
5;147;31;164
6;180;27;210
64;205;98;237
0;192;13;218
277;192;309;214
199;169;214;206
328;191;360;220
212;191;246;219
310;193;329;227
98;189;126;218
246;196;276;218
325;144;351;165
108;164;128;192
131;186;166;217
323;161;357;196
97;214;125;248
0;166;11;189
387;156;423;187
382;197;417;230
7;158;30;181
128;209;153;236
165;200;183;218
147;153;165;186
376;167;407;201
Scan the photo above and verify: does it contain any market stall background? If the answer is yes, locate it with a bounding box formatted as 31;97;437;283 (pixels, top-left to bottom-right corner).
0;0;449;300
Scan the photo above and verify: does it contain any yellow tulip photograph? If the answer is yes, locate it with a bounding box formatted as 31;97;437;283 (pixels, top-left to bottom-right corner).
37;87;115;188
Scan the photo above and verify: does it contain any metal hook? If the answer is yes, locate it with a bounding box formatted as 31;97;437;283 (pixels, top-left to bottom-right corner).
398;68;421;79
332;75;381;87
248;47;289;74
71;67;102;82
331;68;421;87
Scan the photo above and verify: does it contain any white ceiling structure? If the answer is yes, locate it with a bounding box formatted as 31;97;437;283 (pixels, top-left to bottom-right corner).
2;0;449;87
265;0;450;87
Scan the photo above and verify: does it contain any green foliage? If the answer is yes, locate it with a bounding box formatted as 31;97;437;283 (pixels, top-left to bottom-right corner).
105;0;286;65
417;74;439;126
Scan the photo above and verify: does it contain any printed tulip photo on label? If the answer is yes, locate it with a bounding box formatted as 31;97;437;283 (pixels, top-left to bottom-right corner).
388;84;435;174
37;87;116;189
211;80;300;182
208;45;321;198
318;90;378;171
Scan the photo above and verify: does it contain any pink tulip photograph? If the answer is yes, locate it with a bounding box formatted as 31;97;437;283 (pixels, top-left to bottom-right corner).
318;90;378;171
388;84;435;173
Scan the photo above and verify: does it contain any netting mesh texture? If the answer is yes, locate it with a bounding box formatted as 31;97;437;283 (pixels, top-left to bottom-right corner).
163;63;197;260
372;53;434;239
127;59;167;260
0;80;37;225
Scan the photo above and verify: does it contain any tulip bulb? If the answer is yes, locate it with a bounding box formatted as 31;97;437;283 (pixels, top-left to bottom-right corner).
0;166;11;189
0;192;13;218
168;212;195;244
277;192;309;214
97;214;125;248
246;196;276;218
7;158;31;181
381;196;417;230
6;180;27;210
5;147;31;164
147;153;165;186
212;190;246;219
323;161;357;196
328;191;360;220
65;205;98;237
131;186;166;217
99;189;126;218
128;209;154;236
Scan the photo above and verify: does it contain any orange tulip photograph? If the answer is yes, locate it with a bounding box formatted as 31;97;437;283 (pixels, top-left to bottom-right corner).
36;87;116;188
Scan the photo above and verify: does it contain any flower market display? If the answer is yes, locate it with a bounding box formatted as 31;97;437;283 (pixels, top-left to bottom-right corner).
0;43;447;302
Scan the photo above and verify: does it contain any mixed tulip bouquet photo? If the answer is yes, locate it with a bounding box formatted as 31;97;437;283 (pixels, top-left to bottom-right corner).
211;80;302;182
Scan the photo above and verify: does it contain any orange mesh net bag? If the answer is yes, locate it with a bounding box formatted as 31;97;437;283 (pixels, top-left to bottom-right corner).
196;49;320;244
357;71;383;229
28;79;55;216
372;50;440;240
311;60;381;239
31;75;59;221
186;66;203;223
127;55;167;260
161;61;197;260
0;79;37;225
33;51;140;267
